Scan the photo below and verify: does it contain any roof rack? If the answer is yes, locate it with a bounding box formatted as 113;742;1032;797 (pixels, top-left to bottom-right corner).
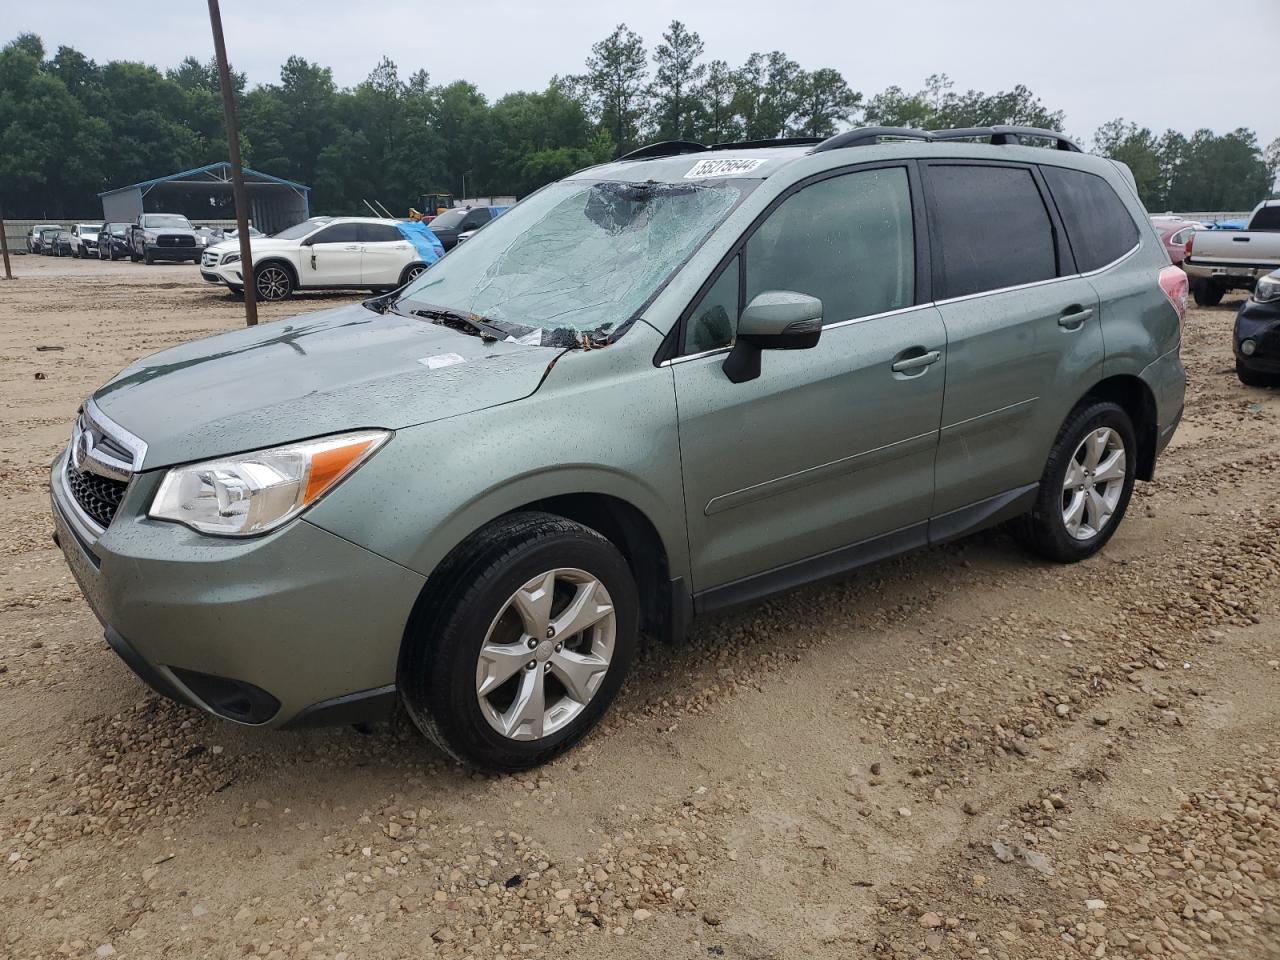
810;125;1082;153
618;125;1082;164
617;136;823;162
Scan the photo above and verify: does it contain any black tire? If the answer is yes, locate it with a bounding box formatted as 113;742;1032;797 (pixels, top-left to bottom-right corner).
1192;280;1225;307
130;247;141;263
1017;401;1138;564
399;263;427;287
1236;359;1278;387
255;262;294;301
143;247;155;265
399;511;639;772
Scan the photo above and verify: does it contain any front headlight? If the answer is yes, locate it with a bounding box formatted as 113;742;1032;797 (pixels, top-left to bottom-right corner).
222;252;241;265
1255;274;1280;303
148;430;389;536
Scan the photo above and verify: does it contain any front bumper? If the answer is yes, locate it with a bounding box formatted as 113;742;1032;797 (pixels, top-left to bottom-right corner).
147;244;203;261
1234;299;1280;373
49;449;425;727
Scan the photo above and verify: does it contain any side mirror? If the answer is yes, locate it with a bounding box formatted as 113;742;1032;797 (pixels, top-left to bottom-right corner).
722;291;822;384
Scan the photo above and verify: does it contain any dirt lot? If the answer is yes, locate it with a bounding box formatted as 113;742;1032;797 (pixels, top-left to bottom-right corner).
2;254;1278;960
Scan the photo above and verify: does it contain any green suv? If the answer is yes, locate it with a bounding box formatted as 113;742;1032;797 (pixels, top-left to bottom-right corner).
51;126;1188;771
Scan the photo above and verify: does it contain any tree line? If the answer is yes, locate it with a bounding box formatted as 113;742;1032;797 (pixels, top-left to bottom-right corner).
2;26;1276;221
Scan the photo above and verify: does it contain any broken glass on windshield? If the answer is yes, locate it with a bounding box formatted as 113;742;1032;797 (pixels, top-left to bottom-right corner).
396;178;748;347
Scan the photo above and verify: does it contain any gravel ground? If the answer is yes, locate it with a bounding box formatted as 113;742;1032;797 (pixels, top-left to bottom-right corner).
1;255;1278;960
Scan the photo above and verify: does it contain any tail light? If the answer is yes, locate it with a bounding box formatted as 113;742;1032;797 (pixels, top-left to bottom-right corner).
1184;232;1194;261
1159;264;1189;333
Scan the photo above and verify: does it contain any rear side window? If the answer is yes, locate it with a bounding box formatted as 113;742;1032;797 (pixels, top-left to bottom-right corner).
1040;166;1140;272
928;165;1058;299
360;223;403;243
1251;206;1280;231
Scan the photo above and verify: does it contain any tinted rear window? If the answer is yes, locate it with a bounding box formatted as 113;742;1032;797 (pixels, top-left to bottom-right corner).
1251;206;1280;231
928;165;1058;299
1041;166;1140;272
360;223;404;243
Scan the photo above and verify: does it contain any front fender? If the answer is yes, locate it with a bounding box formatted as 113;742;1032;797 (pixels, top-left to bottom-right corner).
305;333;689;585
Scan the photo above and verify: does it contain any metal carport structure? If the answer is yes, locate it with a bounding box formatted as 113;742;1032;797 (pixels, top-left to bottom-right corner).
99;162;310;234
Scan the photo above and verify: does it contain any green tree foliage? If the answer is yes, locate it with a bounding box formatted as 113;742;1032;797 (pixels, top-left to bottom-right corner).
2;29;1274;220
649;21;706;142
579;23;648;157
1095;119;1275;211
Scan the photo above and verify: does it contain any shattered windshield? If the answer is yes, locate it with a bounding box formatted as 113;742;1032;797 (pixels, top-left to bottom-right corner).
396;178;749;346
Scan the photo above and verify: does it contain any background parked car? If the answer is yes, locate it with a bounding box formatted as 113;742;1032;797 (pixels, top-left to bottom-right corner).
200;216;443;300
97;223;131;260
129;213;203;264
1149;216;1200;266
54;231;73;257
27;224;66;254
1233;268;1280;386
70;223;103;258
423;205;508;251
1184;199;1280;306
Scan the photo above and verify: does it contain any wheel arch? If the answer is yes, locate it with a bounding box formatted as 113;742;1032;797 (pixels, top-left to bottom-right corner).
254;256;299;287
1079;374;1159;481
398;261;427;286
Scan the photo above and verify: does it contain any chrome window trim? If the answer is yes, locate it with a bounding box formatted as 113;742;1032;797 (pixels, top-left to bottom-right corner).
1078;240;1141;278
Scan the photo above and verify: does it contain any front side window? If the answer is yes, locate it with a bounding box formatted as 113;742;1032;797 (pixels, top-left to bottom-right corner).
683;167;915;353
310;223;362;245
928;164;1058;299
1040;166;1140;272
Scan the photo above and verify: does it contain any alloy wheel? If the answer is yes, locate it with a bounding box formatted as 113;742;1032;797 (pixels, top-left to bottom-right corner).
1061;427;1126;540
256;265;290;300
405;265;426;283
475;568;616;741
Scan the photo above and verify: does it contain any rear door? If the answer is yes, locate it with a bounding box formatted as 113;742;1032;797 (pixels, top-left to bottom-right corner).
359;222;413;285
923;161;1103;518
672;163;947;598
302;222;363;285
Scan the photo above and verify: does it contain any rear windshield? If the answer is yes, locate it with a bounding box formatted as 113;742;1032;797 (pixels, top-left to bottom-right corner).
398;179;751;345
1251;206;1280;231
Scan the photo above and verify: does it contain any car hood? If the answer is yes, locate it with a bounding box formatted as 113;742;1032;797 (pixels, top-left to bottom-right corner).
91;302;561;469
207;237;295;256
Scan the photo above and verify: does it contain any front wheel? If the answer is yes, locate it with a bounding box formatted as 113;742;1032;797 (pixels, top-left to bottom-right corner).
254;263;293;301
399;512;638;772
400;263;427;286
1017;401;1137;563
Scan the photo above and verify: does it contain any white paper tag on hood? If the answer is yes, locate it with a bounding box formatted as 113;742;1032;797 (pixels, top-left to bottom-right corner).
418;352;466;369
684;158;767;179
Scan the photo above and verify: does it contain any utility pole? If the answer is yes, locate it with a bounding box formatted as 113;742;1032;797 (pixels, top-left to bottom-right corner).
207;0;257;326
0;196;12;280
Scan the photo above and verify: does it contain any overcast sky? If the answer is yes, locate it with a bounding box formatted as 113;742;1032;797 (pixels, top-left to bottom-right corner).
10;0;1278;151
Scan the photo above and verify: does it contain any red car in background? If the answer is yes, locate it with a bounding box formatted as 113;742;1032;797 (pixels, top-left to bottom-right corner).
1150;216;1202;266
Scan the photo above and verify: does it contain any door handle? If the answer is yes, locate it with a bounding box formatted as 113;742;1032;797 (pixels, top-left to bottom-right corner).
891;349;941;373
1058;307;1093;329
344;244;361;251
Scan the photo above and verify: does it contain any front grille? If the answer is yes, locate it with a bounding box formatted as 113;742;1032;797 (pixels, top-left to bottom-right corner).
65;460;128;529
158;234;194;247
201;251;219;268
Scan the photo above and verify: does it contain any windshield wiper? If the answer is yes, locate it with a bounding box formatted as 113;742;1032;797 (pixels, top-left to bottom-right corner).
408;306;508;343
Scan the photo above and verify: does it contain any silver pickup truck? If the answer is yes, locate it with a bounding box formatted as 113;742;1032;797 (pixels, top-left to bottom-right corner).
1183;200;1280;305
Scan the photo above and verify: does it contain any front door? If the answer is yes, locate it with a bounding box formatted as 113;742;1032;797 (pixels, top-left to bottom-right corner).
672;165;947;599
303;222;363;286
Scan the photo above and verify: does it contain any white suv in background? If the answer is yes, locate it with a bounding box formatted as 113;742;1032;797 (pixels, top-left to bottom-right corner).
200;217;443;301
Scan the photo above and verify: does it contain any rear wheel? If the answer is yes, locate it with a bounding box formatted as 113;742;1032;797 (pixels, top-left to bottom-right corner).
399;512;638;772
1192;279;1225;307
1017;401;1137;563
400;263;427;286
254;263;293;301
